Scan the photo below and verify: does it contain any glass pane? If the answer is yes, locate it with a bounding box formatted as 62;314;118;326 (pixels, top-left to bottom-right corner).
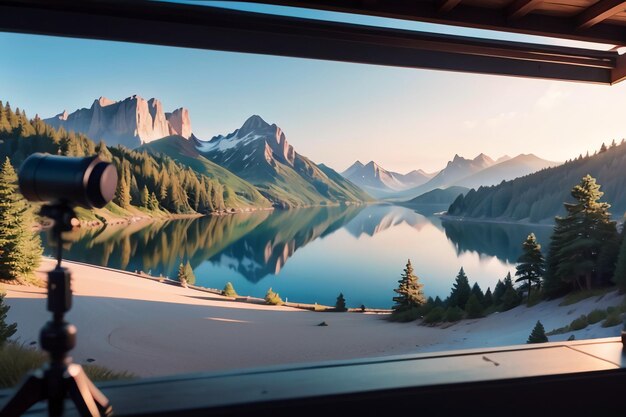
1;27;625;387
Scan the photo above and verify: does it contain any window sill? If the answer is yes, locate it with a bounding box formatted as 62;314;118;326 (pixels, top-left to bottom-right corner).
2;336;625;416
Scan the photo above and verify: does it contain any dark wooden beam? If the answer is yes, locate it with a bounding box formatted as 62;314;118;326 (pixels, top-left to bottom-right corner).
508;0;544;21
0;0;618;84
246;0;626;46
577;0;626;30
611;49;626;83
437;0;462;13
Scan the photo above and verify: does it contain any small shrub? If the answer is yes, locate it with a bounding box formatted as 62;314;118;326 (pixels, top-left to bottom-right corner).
334;293;347;312
389;307;420;322
422;306;445;324
587;309;608;324
0;342;46;388
607;306;617;314
527;320;548;344
601;312;623;328
443;306;464;322
546;325;570;336
222;282;237;297
265;288;283;305
569;314;589;331
83;364;135;381
177;262;195;287
0;342;134;389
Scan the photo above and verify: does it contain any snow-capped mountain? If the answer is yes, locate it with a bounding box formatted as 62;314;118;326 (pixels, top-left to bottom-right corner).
195;115;371;207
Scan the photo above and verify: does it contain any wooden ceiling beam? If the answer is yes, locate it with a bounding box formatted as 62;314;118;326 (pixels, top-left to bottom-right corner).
577;0;626;30
246;0;626;46
0;0;619;84
508;0;544;21
611;49;626;83
437;0;462;14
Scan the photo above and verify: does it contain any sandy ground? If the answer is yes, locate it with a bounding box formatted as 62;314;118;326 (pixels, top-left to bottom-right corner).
2;258;624;378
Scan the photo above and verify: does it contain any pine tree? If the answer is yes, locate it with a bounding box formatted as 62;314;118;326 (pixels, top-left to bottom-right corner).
176;261;195;287
392;259;426;312
141;185;150;208
492;279;505;305
545;175;618;291
223;282;237;297
96;140;112;161
0;157;42;281
448;267;471;308
470;282;485;305
527;320;548;344
177;262;187;287
335;293;347;312
483;287;493;308
184;261;195;286
0;290;17;346
515;233;545;301
464;293;484;318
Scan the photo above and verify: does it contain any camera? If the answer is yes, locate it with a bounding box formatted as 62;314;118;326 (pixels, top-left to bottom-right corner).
18;153;118;209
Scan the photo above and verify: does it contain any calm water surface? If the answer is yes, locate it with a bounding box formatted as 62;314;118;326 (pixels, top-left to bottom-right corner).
41;205;552;309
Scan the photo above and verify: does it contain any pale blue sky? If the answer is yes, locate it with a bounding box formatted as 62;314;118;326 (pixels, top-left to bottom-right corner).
1;2;626;172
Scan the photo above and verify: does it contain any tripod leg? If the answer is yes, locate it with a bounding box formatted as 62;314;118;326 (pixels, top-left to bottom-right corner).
0;372;45;417
81;373;113;416
66;364;112;417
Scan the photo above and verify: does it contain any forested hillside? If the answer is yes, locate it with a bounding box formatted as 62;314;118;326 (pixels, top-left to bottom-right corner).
0;101;263;215
447;141;626;223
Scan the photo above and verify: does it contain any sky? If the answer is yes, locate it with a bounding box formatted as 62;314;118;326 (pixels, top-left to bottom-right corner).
2;2;626;173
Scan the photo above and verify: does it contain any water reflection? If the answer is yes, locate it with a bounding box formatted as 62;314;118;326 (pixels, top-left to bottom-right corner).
440;219;552;264
42;205;550;307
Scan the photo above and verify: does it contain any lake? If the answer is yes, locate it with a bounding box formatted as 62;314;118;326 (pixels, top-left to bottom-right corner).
41;204;553;309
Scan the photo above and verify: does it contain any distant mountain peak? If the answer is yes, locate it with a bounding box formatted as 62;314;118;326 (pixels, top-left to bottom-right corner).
96;96;115;107
240;115;271;132
55;110;69;121
473;153;494;164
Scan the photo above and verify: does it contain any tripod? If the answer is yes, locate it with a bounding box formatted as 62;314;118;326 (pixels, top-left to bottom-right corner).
1;204;112;417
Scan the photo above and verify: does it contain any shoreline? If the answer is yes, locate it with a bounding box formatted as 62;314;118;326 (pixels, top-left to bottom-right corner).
438;214;555;228
67;200;374;229
3;258;624;378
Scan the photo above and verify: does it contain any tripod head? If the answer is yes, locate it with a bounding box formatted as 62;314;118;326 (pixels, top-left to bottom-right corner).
40;203;76;268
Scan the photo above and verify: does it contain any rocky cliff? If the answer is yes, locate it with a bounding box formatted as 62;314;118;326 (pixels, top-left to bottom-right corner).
45;95;192;148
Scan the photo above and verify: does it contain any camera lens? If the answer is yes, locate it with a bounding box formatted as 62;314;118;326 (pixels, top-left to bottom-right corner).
18;153;118;209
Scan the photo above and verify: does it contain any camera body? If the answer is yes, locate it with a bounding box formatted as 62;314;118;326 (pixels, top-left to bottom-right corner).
18;153;118;209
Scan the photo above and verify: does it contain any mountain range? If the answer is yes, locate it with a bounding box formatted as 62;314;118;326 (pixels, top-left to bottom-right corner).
344;153;558;202
41;94;562;212
44;96;371;209
341;161;435;198
446;141;626;223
